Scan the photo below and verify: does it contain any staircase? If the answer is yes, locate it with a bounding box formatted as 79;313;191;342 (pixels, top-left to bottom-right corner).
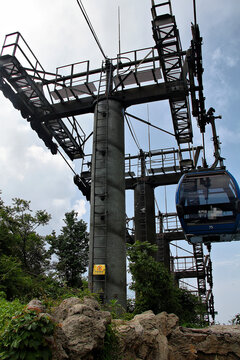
0;32;85;160
151;0;193;145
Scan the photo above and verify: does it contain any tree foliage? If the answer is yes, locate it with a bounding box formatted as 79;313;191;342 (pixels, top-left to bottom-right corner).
0;192;90;301
0;308;55;359
0;194;52;299
47;210;89;288
127;241;202;325
127;241;179;314
231;313;240;325
0;198;51;276
0;255;35;299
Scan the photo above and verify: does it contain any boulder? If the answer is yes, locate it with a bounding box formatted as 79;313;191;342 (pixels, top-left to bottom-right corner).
168;325;240;360
156;311;179;336
26;298;46;313
52;297;111;360
114;310;172;360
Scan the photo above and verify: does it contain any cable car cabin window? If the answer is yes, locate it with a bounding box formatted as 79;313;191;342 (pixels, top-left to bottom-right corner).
179;173;237;226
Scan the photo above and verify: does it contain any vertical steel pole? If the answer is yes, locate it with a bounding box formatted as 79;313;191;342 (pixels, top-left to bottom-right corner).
89;98;126;309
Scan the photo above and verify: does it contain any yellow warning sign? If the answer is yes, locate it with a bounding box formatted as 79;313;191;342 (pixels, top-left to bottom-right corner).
93;264;106;275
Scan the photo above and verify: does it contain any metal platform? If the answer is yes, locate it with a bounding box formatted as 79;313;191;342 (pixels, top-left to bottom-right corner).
0;33;85;160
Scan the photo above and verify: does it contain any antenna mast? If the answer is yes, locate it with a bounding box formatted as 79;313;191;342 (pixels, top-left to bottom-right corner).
118;6;121;55
193;0;197;25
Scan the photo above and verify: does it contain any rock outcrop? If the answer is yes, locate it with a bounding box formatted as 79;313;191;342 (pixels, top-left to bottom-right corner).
168;325;240;360
114;311;177;360
51;297;111;360
27;298;240;359
115;311;240;360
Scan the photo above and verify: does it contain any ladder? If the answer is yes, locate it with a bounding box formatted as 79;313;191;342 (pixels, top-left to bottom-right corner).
90;61;111;300
151;0;193;145
193;242;210;322
138;182;147;242
193;243;206;295
136;151;148;243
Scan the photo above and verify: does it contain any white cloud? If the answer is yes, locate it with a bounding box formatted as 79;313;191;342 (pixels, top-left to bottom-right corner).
212;47;239;69
226;55;239;68
214;257;240;269
52;198;69;209
212;48;222;62
26;145;67;170
0;146;8;163
218;127;240;145
73;199;87;218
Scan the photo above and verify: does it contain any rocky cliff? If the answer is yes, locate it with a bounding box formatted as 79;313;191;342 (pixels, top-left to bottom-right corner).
27;297;240;360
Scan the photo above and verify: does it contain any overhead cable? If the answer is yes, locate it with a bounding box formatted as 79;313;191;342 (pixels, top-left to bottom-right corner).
76;0;107;59
171;242;193;255
125;112;175;137
125;114;141;150
154;196;160;214
58;149;77;176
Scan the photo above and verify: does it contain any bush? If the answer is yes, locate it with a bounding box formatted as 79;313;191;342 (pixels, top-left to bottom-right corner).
0;255;35;300
127;241;180;315
93;323;121;360
127;240;206;326
0;308;55;359
174;287;206;326
38;278;93;311
231;313;240;325
0;297;24;333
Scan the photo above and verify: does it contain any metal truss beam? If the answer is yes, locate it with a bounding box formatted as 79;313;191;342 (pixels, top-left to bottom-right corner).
44;80;188;119
125;172;182;190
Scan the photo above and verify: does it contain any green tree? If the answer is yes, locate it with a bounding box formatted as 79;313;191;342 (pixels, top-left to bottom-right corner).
0;194;52;299
0;196;15;257
48;211;89;288
2;198;51;276
127;241;179;315
127;241;202;325
0;255;34;299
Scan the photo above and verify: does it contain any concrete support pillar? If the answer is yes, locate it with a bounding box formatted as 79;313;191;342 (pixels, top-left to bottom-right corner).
88;98;126;309
134;182;156;247
156;234;170;270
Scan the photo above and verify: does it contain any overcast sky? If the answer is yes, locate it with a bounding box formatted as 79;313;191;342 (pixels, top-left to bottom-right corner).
0;0;240;324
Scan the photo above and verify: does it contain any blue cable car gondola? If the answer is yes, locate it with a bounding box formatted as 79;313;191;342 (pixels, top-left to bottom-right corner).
176;169;240;243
